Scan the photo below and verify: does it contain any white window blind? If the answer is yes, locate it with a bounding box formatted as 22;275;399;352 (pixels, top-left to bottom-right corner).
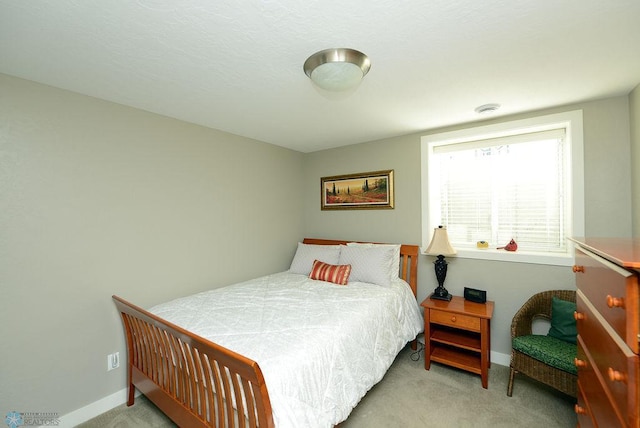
430;128;568;253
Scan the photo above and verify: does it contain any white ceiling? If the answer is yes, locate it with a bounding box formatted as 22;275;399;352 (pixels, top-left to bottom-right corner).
2;1;639;153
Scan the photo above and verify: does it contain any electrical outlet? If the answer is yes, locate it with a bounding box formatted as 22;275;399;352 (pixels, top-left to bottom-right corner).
107;352;120;371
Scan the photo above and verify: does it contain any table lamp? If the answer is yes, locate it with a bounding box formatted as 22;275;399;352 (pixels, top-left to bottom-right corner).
425;226;456;301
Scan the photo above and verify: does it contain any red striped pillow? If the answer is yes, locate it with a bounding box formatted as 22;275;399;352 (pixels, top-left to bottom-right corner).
309;260;352;285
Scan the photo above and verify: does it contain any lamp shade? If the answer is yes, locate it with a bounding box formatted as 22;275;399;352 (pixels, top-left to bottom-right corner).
303;48;370;91
425;226;456;256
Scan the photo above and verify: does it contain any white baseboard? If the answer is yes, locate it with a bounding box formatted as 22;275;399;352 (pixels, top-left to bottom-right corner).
491;351;510;367
56;388;140;428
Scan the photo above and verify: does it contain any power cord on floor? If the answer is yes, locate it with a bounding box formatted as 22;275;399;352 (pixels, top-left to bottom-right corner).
409;341;424;361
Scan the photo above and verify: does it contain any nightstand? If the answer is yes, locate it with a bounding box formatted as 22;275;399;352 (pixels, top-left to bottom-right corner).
421;295;494;388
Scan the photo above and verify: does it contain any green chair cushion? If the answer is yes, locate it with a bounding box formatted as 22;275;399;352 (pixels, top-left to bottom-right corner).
547;296;577;343
512;335;577;375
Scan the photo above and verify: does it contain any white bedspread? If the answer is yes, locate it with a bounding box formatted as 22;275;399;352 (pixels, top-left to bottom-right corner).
150;271;422;428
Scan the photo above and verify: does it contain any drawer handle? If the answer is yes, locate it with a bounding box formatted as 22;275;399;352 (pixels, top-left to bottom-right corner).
572;265;584;273
606;295;625;309
573;311;585;321
574;358;587;368
608;367;627;383
574;404;587;415
450;316;456;322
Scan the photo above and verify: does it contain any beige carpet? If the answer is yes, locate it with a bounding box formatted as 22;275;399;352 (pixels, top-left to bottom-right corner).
79;345;576;427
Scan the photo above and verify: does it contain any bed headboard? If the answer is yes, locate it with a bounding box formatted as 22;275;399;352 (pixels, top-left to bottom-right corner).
302;238;419;298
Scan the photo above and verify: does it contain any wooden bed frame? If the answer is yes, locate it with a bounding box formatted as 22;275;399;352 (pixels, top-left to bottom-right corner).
112;238;419;428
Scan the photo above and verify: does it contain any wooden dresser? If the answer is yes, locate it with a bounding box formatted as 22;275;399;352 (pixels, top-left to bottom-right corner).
570;237;640;427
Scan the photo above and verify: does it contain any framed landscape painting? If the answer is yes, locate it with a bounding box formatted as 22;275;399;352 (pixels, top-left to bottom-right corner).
321;170;394;210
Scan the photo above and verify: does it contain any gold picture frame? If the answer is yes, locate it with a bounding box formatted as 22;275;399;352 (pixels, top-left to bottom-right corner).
321;170;394;210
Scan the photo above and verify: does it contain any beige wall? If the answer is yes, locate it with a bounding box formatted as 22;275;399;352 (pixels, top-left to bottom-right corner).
302;96;634;357
0;74;304;417
630;84;640;237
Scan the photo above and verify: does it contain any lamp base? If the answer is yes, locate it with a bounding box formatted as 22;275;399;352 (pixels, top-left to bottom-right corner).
429;292;452;301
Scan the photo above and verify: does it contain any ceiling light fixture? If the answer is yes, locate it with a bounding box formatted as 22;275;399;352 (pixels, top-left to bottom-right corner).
475;103;501;114
303;48;371;92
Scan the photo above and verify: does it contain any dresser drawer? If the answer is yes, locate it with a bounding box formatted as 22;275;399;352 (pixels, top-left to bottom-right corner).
576;380;596;428
576;336;626;427
430;309;481;331
575;248;639;353
576;377;596;428
577;292;639;425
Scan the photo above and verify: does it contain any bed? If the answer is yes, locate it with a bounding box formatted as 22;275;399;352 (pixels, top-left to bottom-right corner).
112;238;422;427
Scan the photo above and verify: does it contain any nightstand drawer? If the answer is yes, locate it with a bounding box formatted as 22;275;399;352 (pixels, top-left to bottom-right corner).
430;309;480;331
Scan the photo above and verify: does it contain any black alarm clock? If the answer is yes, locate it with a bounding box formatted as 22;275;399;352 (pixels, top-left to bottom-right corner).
464;287;487;303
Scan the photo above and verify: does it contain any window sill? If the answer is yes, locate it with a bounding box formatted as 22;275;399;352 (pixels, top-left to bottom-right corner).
422;248;574;267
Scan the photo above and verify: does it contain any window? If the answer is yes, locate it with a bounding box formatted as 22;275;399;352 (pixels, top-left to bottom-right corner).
421;110;584;266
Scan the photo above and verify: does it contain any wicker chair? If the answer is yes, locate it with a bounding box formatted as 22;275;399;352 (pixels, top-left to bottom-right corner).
507;290;577;398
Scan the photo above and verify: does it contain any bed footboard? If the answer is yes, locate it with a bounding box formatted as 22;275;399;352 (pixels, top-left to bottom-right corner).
112;295;274;428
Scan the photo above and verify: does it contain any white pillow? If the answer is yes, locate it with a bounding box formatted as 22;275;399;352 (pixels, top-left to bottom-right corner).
346;242;401;279
289;243;342;275
338;245;396;287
